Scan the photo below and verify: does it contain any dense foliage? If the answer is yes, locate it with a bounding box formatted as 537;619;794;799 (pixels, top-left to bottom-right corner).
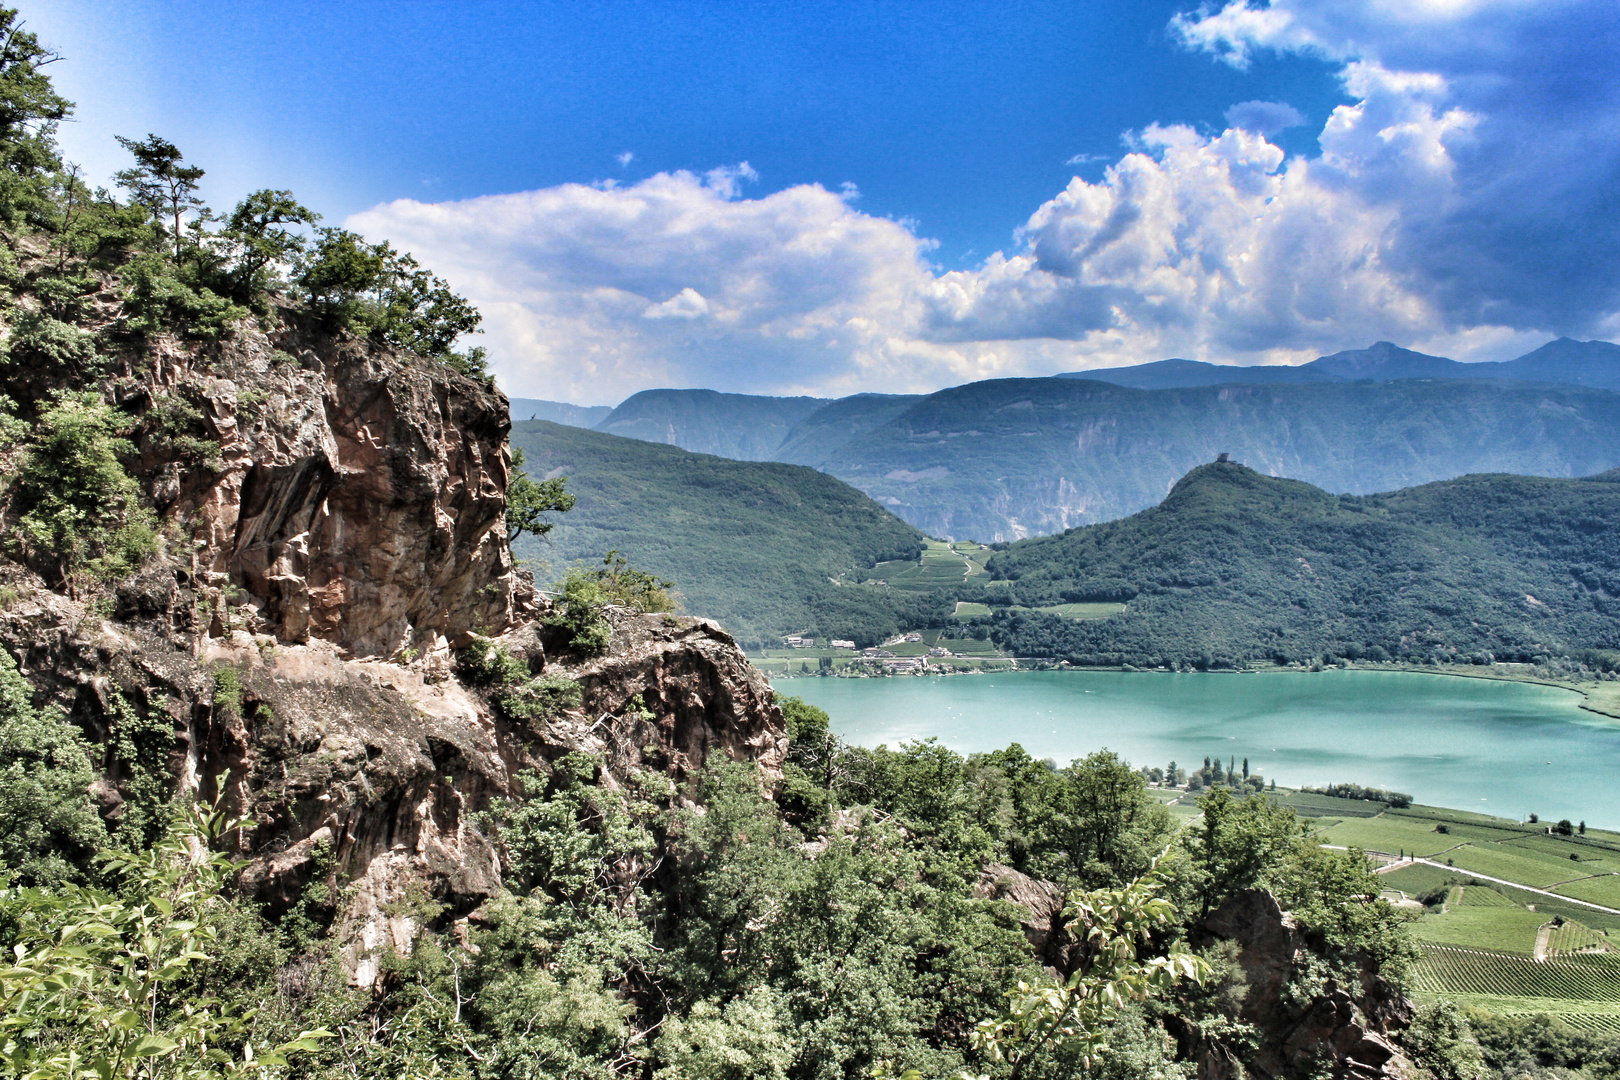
980;462;1620;670
0;669;1423;1080
509;420;943;648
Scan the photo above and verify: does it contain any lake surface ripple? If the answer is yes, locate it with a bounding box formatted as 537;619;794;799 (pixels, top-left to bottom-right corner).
780;670;1620;826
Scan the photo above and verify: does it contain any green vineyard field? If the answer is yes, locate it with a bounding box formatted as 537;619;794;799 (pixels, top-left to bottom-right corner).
1414;944;1620;1030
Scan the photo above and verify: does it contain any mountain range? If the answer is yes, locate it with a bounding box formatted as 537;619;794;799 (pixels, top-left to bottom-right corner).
979;460;1620;668
509;337;1620;541
1056;339;1620;391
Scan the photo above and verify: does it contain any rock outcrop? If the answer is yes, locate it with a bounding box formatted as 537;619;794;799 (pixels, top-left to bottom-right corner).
974;864;1071;971
0;312;786;984
1189;890;1412;1080
128;318;528;660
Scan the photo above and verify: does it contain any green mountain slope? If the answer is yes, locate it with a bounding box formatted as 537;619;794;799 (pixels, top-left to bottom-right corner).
594;388;828;460
820;377;1620;540
774;392;924;466
508;421;940;647
980;461;1620;667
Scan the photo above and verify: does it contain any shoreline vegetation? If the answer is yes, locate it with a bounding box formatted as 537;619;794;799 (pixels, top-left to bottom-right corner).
764;653;1620;722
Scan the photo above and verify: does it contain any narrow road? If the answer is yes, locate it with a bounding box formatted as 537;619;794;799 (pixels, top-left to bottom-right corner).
1325;847;1620;917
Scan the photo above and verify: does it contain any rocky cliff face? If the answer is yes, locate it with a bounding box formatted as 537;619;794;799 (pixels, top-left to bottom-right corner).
0;313;785;983
129;317;526;660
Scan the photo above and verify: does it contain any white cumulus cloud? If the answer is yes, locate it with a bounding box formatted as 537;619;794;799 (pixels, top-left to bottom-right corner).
348;0;1620;398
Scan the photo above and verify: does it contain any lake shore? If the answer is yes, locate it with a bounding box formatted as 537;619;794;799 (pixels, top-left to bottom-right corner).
769;657;1620;721
784;667;1620;825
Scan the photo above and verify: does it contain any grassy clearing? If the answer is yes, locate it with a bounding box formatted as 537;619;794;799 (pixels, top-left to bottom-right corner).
1033;601;1128;620
1581;681;1620;721
954;601;992;618
1275;792;1388;819
875;542;977;592
1456;885;1520;908
1447;844;1611;890
1555;875;1620;908
1318;815;1462;857
1412;907;1550;953
1380;863;1466;897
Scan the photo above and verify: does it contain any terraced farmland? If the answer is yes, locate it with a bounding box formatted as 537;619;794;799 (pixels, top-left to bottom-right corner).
1416;945;1620;999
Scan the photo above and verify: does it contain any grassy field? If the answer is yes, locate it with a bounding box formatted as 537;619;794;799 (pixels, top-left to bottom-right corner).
870;542;978;592
1273;791;1388;819
1412;908;1551;953
1033;602;1129;620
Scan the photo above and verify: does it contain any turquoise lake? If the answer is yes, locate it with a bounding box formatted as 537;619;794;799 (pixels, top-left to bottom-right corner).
778;670;1620;826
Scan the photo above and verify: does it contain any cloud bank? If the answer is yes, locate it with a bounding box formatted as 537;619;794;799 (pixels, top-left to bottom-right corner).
350;0;1620;400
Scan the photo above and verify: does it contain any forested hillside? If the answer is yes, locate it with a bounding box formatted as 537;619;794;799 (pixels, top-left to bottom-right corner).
509;420;944;646
982;461;1620;668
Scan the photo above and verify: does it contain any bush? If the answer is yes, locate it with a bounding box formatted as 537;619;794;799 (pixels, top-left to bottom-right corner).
0;648;107;884
116;251;246;341
9;392;156;590
546;553;678;657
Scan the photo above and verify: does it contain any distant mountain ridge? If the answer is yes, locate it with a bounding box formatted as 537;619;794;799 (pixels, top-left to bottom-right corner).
1057;338;1620;390
508;337;1620;542
818;376;1620;540
507;397;613;428
594;388;829;461
979;460;1620;668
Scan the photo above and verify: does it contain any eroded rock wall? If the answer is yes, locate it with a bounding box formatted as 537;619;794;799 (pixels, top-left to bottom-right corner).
0;314;787;984
129;317;526;660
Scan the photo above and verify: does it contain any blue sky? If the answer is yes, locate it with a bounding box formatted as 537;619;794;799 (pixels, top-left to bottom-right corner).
32;1;1620;402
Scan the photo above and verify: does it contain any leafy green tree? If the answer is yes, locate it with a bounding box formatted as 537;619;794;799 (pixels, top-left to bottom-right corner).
114;134;206;263
0;9;71;222
10;392;156;591
297;227;482;361
505;447;574;542
0;647;106;884
1041;750;1174;887
1185;786;1307;919
654;987;794;1080
966;855;1207;1078
1275;845;1418;978
217;188;319;304
0;798;329;1079
1403;1001;1485;1080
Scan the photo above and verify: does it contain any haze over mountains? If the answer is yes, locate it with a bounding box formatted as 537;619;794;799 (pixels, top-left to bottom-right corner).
513;338;1620;541
1056;338;1620;391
